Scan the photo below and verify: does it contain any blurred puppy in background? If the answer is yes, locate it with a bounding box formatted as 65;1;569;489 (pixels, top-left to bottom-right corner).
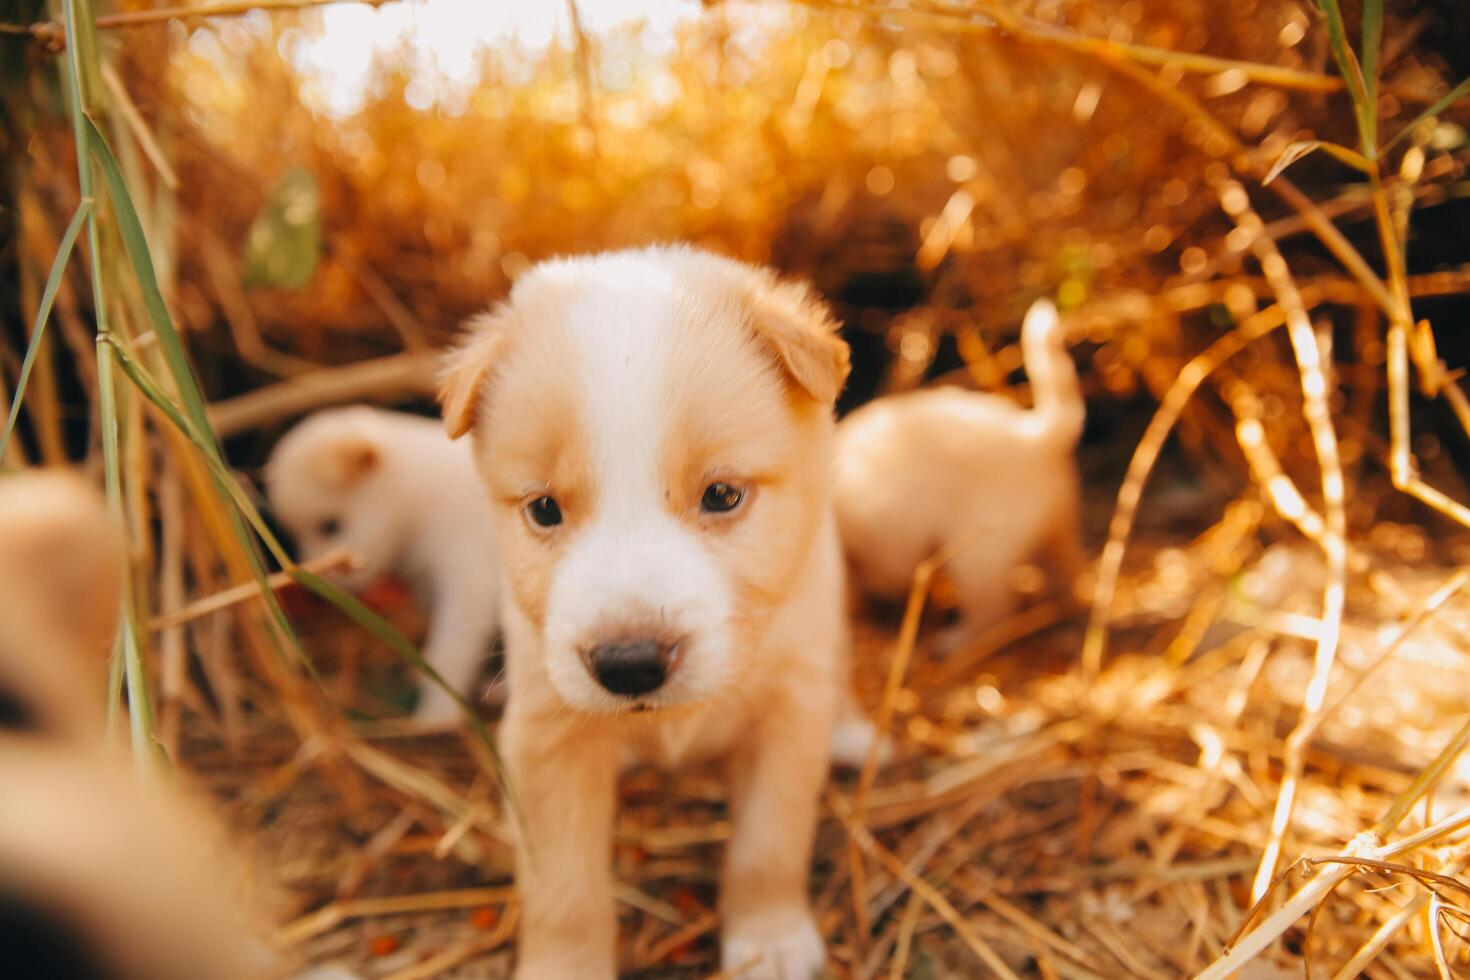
0;471;292;980
835;298;1085;652
266;406;503;726
440;246;870;980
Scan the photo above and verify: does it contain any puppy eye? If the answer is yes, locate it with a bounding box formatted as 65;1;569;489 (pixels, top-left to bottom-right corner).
525;495;563;529
700;482;745;514
317;517;341;538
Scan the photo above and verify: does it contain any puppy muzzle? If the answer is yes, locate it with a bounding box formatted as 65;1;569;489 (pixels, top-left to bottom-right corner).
580;638;679;698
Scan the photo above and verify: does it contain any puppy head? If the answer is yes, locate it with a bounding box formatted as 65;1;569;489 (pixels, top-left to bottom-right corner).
440;247;848;714
265;407;403;589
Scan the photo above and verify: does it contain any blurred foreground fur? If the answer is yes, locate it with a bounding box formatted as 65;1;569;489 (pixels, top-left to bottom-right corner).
0;471;326;980
836;299;1084;651
0;471;121;740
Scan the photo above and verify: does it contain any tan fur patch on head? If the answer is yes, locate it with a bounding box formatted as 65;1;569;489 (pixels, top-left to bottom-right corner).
312;434;379;489
655;281;834;648
478;328;596;631
439;308;514;439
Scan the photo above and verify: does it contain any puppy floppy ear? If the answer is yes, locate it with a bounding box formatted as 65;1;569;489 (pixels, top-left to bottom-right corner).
321;434;380;487
439;310;512;440
742;275;850;406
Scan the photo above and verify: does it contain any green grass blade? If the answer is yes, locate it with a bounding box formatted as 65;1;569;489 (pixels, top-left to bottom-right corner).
293;570;509;795
0;198;91;466
84;115;302;641
105;340;285;557
118;592;157;765
1313;0;1374;155
97;338;156;775
84;115;214;437
59;0;156;773
85;99;504;789
83;116;323;676
1384;76;1470;151
88;113;332;687
104;338;324;677
1361;0;1382;151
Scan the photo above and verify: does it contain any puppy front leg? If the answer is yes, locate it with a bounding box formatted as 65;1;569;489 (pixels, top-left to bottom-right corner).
414;586;494;727
503;706;619;980
721;680;832;980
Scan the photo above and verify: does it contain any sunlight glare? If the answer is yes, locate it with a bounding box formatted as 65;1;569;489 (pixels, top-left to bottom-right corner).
294;0;700;115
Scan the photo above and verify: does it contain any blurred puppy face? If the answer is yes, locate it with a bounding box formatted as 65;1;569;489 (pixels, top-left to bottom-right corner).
440;249;848;714
265;410;401;590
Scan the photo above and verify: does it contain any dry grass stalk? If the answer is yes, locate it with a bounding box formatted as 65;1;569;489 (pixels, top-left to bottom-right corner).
849;545;950;943
148;548;354;631
1201;755;1470;976
1232;401;1328;547
100;63;178;191
1218;179;1350;901
1082;302;1291;677
804;0;1354;95
341;739;505;848
380;904;519;980
885;889;923;980
1332;846;1470;980
832;791;1022;980
277;885;516;945
206;351;439;436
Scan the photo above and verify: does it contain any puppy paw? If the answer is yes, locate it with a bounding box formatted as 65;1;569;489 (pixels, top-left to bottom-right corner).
722;909;825;980
828;716;893;770
411;689;467;731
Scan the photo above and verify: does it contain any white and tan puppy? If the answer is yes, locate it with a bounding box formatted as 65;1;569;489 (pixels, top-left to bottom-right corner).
835;299;1084;650
266;407;502;726
439;246;856;979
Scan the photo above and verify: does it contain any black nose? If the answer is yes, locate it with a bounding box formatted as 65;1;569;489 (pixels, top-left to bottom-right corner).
587;639;671;697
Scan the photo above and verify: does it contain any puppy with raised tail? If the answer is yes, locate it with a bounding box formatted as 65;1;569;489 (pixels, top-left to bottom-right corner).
440;246;865;979
266;407;502;726
835;299;1085;651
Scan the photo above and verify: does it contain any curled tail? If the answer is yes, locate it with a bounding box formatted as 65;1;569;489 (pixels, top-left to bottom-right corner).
1021;298;1085;448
